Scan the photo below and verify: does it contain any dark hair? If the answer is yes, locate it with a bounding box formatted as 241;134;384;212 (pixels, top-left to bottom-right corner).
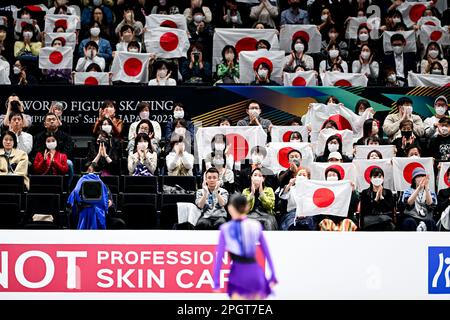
229;193;248;214
325;167;341;180
287;148;302;159
424;41;443;60
411;172;426;189
51;37;66;47
439;117;450;126
291;36;308;53
173;118;187;129
133;132;152;153
246;99;260;109
367;150;383;159
221;45;237;64
362;119;377;138
205;166;220;176
256;39;271;50
120;24;134;35
321;119;338;130
286;117;303;126
211;134;227;150
136;119;155;134
251;167;264;178
396;97;413;107
187;41;203;57
100;117;113;127
252;21;270;29
217;116;232;126
366;135;381;145
211;150;227;167
430;61;444;74
1;131;18;149
44;112;58;121
405;144;421;156
169;134;184;148
400;119;413;130
324;135;343;157
250;145;267;157
101;100;116;110
86;63;102;72
326;95;340;104
192;7;205;16
127;41;140;50
85;41;99;51
289;131;303;142
137;101;150;113
394;22;408;31
330;63;344;72
390;33;406;44
354;99;371;114
8;112;23;122
369;167;384;178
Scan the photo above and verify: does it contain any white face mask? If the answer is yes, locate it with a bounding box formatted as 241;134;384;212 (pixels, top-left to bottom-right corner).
441;126;450;135
194;15;204;23
359;33;369;42
328;143;339;152
13;66;20;75
361;51;370;60
258;69;268;79
137;141;148;150
102;125;112;134
435;106;446;116
215;143;225;151
358;111;364;116
231;15;238;23
371;177;384;186
249;109;261;117
392;17;401;24
329;49;339;59
409;155;420;159
297;175;307;181
225;53;234;60
327;175;339;181
87;49;96;58
174;110;184;119
23;31;33;39
140;111;149;120
158;69;168;78
403;105;413;114
431;69;442;75
90;27;100;37
46;141;57;150
174;127;186;136
387;74;397;82
252;176;262;184
428;50;439;59
21;14;31;19
321;14;328;22
213;158;225;166
129;48;139;53
252;154;263;164
393;46;403;55
294;43;304;53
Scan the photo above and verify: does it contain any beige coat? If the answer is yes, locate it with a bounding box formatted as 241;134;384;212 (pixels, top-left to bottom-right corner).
382;113;424;141
0;148;29;190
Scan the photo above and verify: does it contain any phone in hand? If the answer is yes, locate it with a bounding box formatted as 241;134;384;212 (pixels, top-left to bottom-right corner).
193;52;200;62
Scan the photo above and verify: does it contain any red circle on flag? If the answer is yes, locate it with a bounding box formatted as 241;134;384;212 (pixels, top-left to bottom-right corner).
313;188;335;208
160;32;179;52
409;4;426;23
225;133;249;162
326;114;353;131
403;162;425;184
278;147;294;168
445;171;450;188
23;256;48;283
292;77;307;86
26;5;44;12
282;131;293;142
253;57;273;72
123;58;143;77
445;83;450;87
425;21;437;26
55;19;68;30
430;30;442;41
49;51;63;65
328;164;345;179
21;21;28;27
292;31;310;43
364;165;381;184
84;76;99;86
334;79;352;86
235;37;258;55
160;20;177;28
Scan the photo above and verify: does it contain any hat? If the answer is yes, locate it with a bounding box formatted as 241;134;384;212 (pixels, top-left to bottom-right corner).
328;151;342;160
435;95;448;105
412;167;426;180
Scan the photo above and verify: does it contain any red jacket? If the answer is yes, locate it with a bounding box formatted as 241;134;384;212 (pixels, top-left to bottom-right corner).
33;151;69;175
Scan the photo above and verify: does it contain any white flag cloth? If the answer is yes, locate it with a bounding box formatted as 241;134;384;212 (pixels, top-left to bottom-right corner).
39;46;73;70
345;17;380;40
145;14;187;30
271;125;309;143
321;71;368;87
294;180;352;217
74;72;109;85
264;142;314;173
44;14;78;33
14;18;33;34
392;157;435;192
315;128;354;157
310;162;357;183
419;24;450;48
195;126;267;163
144;27;189;59
111;52;150;83
283;70;317;86
417;16;442;28
354;145;396;159
44;32;76;49
239;50;285;84
397;1;432;27
382;30;417;53
353;159;394;192
212;28;279;70
407;72;450;86
279;24;321;54
437;162;450;192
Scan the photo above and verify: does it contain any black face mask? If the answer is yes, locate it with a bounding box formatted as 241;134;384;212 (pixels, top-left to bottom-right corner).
401;130;412;139
291;2;300;8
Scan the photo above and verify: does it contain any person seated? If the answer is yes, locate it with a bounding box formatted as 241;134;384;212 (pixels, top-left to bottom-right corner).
0;94;31;130
216;45;239;84
128;101;161;143
166;135;194;176
33;133;69;176
277;148;303;189
127;133;157;176
85;130;120;176
392;119;421;157
356;119;382;145
424;96;448;138
127;119;159;156
209;150;235;193
239;146;278;192
8;112;32;155
148;60;176;86
236;99;272;134
284;36;313;72
10;59;38;85
429;117;450;162
204;134;234;171
315;135;352;162
180;42;212;84
420;41;448;75
75;41;106;72
0;131;29;190
92;100;123;138
250;61;279;86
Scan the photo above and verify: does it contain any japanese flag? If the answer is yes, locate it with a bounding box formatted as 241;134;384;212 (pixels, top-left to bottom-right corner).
397;1;432;27
407;72;450;86
145;14;187;30
195;126;267;163
310;162;357;183
283;70;317;86
74;72;109;86
321;71;368;87
353;159;394;192
111;52;151;83
264;142;315;173
44;32;76;50
417;16;441;28
239;50;285;84
24;4;48;13
354;145;396;159
44;14;78;33
392;157;435;192
212;28;279;70
279;24;321;54
39;46;73;70
294;180;352;217
419;25;450;48
315;128;354;157
144;27;189;59
271;126;309;143
382;30;417;53
345;17;380;40
14;18;33;34
437;162;450;192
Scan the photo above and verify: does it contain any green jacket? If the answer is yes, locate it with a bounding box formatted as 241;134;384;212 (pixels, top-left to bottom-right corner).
242;187;275;215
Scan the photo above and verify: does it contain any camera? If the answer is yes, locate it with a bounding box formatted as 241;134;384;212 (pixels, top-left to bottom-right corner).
10;100;21;113
292;159;301;167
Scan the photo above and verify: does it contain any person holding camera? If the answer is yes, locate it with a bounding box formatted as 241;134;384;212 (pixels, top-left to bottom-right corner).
180;42;212;84
86;130;120;176
0;94;31;130
277;149;303;190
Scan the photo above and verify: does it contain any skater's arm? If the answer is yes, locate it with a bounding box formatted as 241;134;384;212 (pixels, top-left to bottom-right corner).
213;230;226;290
259;231;277;284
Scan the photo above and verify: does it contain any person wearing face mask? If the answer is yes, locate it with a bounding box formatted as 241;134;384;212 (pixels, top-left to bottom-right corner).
421;42;448;75
278;149;303;189
127;41;141;53
128;102;161;143
14;24;41;61
86;130;120;176
115;25;135;52
0;46;9;84
320;25;348;61
383;97;424;142
392;119;421;157
128;133;157;176
284;37;314;72
353;99;376;137
93;100;123;138
164;102;195;144
238;146;278;192
204;134;234;171
150;0;180;15
383;33;417;86
250;62;280;86
280;0;309;25
114;6;144;39
356;119;384;145
81;0;114;31
359;167;396;231
429;117;450;162
166;135;194;176
351;44;379;85
127;119;159;156
317;8;335;34
166;119;193;155
0;24;13;64
149;60;176;86
319;44;348;73
33;133;69;176
316;135;351;162
188;8;213;54
208;151;235;193
184;0;212;24
0;131;29;190
367;150;383;160
10;60;37;85
237;100;273;134
76;41;106;72
222;0;243;27
424;96;448;138
180;42;212;83
249;0;279;28
216;45;239;84
78;21;113;63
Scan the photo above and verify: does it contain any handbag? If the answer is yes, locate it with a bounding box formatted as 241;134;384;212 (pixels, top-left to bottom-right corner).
132;163;153;176
363;212;392;228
